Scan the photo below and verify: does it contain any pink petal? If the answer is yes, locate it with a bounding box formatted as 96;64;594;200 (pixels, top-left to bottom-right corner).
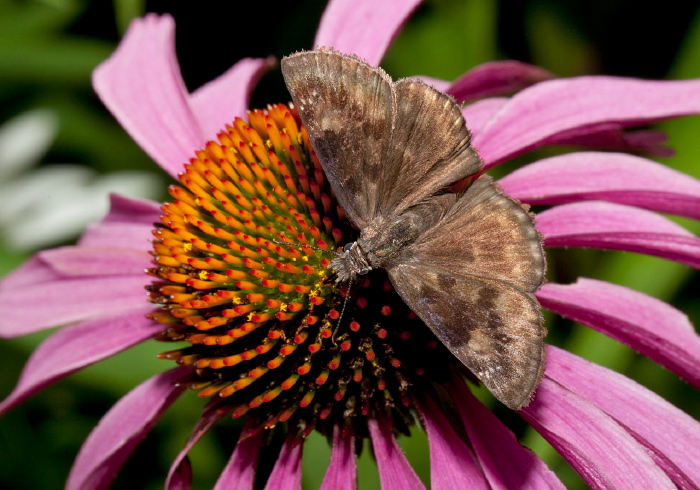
38;247;151;276
0;307;159;414
520;372;676;489
93;14;204;179
535;201;700;268
547;125;673;157
165;405;225;490
417;396;490;490
447;60;555;103
66;367;189;490
263;436;303;490
368;416;426;490
102;194;162;225
447;377;564;489
499;152;700;219
0;249;150;337
213;425;264;490
320;426;357;490
79;222;156;250
314;0;423;66
79;194;160;249
537;278;700;388
462;97;508;138
0;258;148;337
190;57;276;139
547;347;700;488
474;76;700;167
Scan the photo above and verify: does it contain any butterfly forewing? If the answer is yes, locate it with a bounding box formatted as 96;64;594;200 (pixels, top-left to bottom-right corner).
379;78;483;217
387;176;546;409
281;50;395;229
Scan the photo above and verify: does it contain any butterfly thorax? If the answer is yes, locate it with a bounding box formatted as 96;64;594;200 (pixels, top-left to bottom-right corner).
330;196;456;284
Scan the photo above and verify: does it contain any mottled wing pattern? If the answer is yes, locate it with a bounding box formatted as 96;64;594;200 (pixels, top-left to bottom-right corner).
281;49;395;229
387;176;546;409
379;78;483;217
403;176;545;292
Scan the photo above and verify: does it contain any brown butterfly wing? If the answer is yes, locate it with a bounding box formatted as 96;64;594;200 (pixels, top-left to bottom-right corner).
386;176;546;409
282;50;483;230
281;49;395;230
379;78;483;217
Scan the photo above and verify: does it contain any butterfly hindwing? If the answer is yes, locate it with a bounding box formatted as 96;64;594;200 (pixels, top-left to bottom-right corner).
388;261;545;409
386;176;546;409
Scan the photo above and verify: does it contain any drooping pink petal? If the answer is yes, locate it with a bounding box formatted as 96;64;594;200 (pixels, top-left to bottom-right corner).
499;152;700;219
37;247;151;276
314;0;423;66
546;124;672;157
368;416;426;490
447;376;564;489
320;425;357;490
79;222;156;250
190;56;276;139
66;367;189;490
165;404;226;490
474;76;700;167
263;436;304;490
79;195;160;249
0;243;151;337
93;14;204;179
416;396;490;490
537;278;700;388
546;347;700;488
536;201;700;268
213;425;264;490
0;263;149;337
101;194;162;225
447;60;555;103
462;97;508;138
0;307;158;414
520;374;676;489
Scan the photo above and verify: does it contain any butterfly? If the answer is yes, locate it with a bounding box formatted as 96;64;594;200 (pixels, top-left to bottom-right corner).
281;48;546;410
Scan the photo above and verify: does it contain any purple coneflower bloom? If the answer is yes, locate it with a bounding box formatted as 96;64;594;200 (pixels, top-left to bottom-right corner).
2;0;700;488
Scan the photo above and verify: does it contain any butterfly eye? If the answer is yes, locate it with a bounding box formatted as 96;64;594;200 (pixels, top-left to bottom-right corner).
343;243;355;252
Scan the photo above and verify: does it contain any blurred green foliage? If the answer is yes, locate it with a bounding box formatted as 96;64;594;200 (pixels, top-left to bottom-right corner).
1;0;699;489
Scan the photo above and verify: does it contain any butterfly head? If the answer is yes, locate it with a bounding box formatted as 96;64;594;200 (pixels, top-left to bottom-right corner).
329;241;372;284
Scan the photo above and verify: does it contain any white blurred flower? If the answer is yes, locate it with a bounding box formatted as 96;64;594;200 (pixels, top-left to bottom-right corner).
0;109;161;250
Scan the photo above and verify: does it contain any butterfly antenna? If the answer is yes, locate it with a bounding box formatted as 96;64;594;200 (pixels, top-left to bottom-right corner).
270;238;341;256
331;276;353;345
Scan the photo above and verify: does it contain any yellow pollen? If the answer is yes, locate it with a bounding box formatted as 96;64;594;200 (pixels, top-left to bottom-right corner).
198;270;208;280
